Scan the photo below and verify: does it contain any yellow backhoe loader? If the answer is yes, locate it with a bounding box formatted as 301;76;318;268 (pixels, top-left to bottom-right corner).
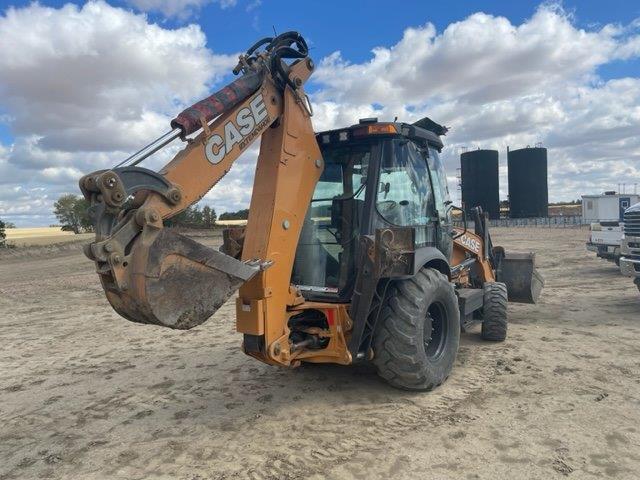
80;32;543;390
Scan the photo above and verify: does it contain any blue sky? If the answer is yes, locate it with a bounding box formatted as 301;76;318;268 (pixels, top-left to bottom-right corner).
0;0;639;225
2;1;637;59
1;1;637;85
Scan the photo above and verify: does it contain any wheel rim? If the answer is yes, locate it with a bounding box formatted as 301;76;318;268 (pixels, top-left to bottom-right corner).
423;301;448;361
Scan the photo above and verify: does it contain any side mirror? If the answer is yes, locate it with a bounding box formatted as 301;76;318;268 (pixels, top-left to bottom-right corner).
448;205;467;240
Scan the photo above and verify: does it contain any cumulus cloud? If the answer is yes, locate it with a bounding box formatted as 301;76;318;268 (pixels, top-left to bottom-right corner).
0;1;239;225
125;0;237;19
311;5;640;203
0;1;236;152
314;7;636;108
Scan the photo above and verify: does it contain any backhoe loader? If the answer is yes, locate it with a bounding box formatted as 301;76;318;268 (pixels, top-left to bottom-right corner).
80;32;543;390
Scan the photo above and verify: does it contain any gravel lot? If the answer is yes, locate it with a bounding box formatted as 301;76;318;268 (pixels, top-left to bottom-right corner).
1;227;639;479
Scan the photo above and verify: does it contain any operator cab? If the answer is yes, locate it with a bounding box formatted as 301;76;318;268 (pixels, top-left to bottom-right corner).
291;117;452;301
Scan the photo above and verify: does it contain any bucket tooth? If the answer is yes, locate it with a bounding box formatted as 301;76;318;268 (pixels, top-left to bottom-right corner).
105;229;261;329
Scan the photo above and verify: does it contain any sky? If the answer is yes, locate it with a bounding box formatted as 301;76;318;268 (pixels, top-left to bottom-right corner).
0;0;639;226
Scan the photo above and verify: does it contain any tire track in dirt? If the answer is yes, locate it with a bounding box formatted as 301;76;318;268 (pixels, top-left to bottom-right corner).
203;343;507;480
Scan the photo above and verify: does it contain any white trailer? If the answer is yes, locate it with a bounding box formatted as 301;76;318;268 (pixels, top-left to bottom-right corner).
582;192;639;222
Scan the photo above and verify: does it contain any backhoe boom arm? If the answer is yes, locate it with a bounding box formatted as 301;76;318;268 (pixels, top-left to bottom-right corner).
80;34;323;366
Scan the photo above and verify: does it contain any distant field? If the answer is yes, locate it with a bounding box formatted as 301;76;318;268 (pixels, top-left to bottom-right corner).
4;227;93;247
215;219;248;226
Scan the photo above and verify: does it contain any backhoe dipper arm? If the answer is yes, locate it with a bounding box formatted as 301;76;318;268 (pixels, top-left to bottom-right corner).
80;33;323;362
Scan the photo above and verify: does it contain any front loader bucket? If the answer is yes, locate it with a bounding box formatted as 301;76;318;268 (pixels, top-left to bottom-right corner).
104;229;261;329
496;251;544;304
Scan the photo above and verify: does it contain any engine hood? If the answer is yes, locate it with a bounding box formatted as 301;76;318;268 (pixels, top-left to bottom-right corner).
626;202;640;214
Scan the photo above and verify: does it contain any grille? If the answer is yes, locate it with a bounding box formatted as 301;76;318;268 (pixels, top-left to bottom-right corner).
624;211;640;237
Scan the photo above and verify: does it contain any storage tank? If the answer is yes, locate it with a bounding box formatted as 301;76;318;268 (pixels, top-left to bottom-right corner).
508;147;548;218
460;149;500;219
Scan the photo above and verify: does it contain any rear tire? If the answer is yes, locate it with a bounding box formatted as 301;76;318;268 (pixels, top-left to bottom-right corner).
373;268;460;391
480;282;508;341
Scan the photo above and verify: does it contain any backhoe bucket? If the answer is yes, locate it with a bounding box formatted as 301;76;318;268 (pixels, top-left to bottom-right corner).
496;251;544;304
105;229;261;329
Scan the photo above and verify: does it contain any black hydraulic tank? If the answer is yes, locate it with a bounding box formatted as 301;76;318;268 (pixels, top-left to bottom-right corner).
460;149;500;219
507;147;548;218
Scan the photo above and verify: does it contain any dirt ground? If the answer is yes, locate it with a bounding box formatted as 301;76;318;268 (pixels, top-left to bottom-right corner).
1;227;639;480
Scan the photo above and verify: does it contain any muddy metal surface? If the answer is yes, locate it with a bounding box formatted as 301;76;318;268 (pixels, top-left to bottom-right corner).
1;228;639;479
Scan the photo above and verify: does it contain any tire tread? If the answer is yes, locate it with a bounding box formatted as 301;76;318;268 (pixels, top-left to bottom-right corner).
481;282;508;342
373;268;459;391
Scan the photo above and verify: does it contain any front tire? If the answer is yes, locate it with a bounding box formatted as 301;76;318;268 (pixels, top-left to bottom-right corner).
480;282;508;341
373;268;460;391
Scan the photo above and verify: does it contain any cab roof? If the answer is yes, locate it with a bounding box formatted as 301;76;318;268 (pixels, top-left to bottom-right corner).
316;117;445;151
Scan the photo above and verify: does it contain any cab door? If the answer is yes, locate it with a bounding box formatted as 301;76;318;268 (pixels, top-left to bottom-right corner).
425;146;453;260
373;139;437;247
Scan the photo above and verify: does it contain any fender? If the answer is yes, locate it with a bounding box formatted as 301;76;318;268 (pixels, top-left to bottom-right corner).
413;246;451;279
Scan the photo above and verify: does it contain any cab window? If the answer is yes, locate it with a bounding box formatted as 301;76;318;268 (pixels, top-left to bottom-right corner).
376;140;434;226
427;146;451;217
292;142;371;294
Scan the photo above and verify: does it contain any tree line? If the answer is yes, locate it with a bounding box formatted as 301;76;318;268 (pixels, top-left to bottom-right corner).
50;194;247;232
218;209;249;220
164;204;217;228
0;218;17;247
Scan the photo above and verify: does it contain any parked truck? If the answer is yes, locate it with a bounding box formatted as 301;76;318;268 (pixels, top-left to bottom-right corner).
619;202;640;291
586;221;623;265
